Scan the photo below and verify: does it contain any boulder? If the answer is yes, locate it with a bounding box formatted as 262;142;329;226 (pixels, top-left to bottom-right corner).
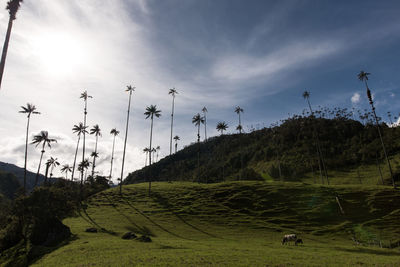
137;235;152;242
85;227;98;233
122;232;137;240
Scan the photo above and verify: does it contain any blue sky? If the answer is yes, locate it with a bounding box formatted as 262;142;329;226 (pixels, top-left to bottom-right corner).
0;0;399;180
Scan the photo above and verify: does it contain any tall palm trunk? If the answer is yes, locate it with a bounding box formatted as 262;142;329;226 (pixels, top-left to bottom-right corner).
307;99;329;184
71;135;81;181
204;113;207;141
169;95;175;155
81;101;88;186
91;135;98;177
365;81;395;187
148;115;154;195
197;123;200;182
175;142;177;153
109;135;116;179
0;16;13;90
23;114;30;194
120;90;133;194
44;163;50;184
238;112;242;134
34;142;45;186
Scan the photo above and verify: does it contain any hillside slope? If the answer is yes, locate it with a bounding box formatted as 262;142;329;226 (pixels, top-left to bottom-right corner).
0;171;21;199
27;182;400;266
125;117;400;185
0;162;47;193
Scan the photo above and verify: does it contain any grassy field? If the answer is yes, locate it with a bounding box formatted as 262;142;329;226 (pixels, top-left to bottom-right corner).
29;181;400;266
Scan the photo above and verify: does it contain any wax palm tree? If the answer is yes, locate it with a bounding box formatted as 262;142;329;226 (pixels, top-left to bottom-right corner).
80;90;92;186
358;71;395;187
71;123;87;181
169;88;178;155
144;104;161;194
19;103;40;194
32;131;56;186
109;128;119;180
234;106;244;134
202;107;208;141
143;147;150;166
90;124;101;177
47;157;60;179
90;151;99;177
120;85;135;194
151;148;156;163
174;135;180;153
192;113;204;182
61;164;72;180
303;90;329;184
0;0;23;90
216;121;228;135
156;146;160;162
78;159;91;183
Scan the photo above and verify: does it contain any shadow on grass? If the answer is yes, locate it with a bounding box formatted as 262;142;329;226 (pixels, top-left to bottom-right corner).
79;207;117;236
334;246;400;256
102;194;155;237
117;195;193;240
28;235;79;266
150;191;218;238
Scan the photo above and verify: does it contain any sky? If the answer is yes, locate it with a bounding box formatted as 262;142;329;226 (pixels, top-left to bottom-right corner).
0;0;399;182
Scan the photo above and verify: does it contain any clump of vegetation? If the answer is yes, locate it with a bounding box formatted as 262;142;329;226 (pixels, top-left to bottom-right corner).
0;176;110;266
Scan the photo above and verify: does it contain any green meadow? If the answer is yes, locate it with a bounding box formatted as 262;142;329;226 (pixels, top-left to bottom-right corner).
28;181;400;267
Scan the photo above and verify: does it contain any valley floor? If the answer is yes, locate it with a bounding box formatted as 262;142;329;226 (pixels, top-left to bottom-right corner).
31;182;400;266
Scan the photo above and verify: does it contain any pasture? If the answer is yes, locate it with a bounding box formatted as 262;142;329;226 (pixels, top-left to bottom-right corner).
30;182;400;266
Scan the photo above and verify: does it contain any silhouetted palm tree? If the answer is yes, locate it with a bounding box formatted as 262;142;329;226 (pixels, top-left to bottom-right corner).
358;71;395;187
174;135;180;153
144;104;161;194
78;159;91;183
192;113;204;182
169;88;178;155
234;106;244;134
0;0;23;90
151;147;156;163
61;164;72;180
120;85;135;194
216;121;228;135
202;107;208;141
143;147;150;166
90;151;99;177
19;103;40;194
32;131;56;186
80;90;92;186
109;128;119;180
71;123;87;181
156;145;160;162
47;157;60;179
303;90;329;184
90;124;101;177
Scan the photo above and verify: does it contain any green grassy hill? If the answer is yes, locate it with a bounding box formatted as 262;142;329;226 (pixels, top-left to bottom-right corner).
125;116;400;186
26;181;400;266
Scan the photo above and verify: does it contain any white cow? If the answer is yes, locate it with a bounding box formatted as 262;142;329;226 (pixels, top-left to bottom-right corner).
282;234;297;245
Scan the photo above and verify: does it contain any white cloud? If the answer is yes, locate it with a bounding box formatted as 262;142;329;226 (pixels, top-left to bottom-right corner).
351;92;360;104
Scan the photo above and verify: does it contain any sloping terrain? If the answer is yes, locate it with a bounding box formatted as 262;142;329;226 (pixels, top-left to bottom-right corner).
125;117;400;186
27;181;400;266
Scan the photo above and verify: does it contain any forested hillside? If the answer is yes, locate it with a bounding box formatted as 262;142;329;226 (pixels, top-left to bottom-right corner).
125;114;400;185
0;162;47;192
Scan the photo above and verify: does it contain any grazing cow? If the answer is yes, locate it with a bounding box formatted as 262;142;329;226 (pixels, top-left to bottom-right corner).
295;239;303;245
282;234;297;245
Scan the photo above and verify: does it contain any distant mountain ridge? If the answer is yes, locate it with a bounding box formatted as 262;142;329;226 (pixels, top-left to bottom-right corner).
0;161;47;193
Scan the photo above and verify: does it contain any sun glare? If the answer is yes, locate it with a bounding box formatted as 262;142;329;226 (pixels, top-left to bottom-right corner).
33;32;89;76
